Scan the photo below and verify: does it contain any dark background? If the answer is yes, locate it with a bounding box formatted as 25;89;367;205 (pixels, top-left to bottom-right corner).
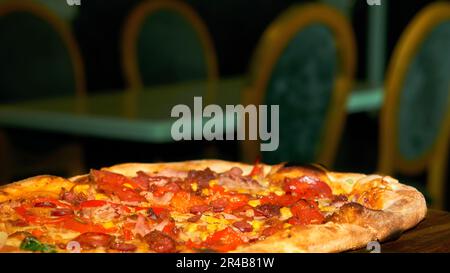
73;0;437;91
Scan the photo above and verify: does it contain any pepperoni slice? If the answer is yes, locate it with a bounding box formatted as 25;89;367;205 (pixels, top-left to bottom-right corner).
74;232;113;249
144;230;177;253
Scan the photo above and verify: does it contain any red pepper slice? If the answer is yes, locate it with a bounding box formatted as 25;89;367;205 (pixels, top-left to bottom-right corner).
62;216;116;233
15;204;70;225
91;170;146;202
79;200;108;208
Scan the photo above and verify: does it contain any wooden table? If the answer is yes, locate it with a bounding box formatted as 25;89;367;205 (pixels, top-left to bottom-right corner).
353;210;450;253
0;77;382;143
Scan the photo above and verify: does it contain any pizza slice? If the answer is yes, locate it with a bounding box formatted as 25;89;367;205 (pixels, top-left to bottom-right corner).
0;160;426;253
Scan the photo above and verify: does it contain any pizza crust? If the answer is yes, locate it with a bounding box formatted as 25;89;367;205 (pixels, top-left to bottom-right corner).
0;160;427;253
0;175;74;203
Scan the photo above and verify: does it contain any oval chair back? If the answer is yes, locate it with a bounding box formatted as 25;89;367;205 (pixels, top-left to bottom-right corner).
0;0;85;102
379;2;450;209
242;4;356;167
121;0;218;99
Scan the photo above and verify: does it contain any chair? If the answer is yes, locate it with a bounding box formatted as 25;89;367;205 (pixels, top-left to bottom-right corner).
379;2;450;209
121;0;218;95
0;0;85;181
242;4;356;167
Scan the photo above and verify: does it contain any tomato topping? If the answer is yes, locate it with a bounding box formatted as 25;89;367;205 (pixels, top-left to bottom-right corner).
62;216;115;233
224;194;249;212
289;199;325;225
31;229;44;238
162;221;177;236
91;169;145;202
202;227;244;252
209;185;225;194
122;228;134;241
170;191;205;213
152;182;180;197
121;222;135;241
283;176;332;200
248;158;264;178
261;193;300;207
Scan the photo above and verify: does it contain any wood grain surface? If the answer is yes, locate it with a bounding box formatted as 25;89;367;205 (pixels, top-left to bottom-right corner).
352;209;450;253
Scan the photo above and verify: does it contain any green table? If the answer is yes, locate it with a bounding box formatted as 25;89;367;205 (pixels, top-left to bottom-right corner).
0;77;382;143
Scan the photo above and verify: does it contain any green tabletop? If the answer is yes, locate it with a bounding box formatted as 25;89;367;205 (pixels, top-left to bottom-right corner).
0;77;382;143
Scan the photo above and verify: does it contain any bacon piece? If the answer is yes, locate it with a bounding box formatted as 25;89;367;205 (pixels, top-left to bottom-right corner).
232;205;254;219
144;230;177;253
131;171;152;190
210;198;228;213
261;226;279;237
255;204;281;218
134;215;151;237
60;188;87;205
81;203;118;222
187;168;217;188
218;176;264;193
187;215;201;223
232;221;253;232
189;205;210;215
222;167;244;177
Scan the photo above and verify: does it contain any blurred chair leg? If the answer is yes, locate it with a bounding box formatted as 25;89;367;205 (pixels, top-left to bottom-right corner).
427;138;449;210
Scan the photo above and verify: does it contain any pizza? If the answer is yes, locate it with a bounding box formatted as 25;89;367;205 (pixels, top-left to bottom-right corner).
0;160;426;253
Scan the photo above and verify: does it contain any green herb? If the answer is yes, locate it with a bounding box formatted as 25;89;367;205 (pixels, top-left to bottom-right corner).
345;179;354;185
20;236;57;253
